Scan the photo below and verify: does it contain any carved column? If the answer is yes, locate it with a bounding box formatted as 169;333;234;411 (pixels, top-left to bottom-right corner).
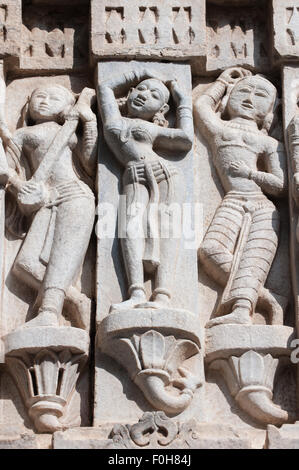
266;63;299;447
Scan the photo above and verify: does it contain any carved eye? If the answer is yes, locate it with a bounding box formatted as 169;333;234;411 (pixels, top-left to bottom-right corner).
255;92;268;98
137;85;147;91
152;92;160;100
239;87;252;93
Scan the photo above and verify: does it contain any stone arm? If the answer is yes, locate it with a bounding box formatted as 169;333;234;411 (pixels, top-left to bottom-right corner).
77;118;98;177
154;93;193;152
154;103;194;151
193;79;227;140
98;69;158;127
249;143;286;197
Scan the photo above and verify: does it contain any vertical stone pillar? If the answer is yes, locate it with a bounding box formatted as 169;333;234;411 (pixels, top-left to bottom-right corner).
267;1;299;447
0;61;5;365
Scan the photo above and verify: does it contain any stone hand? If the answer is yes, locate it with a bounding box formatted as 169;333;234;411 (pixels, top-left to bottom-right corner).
17;180;49;213
77;104;97;123
169;79;185;106
136;68;169;85
141;67;169;81
219;67;252;86
230;160;251;178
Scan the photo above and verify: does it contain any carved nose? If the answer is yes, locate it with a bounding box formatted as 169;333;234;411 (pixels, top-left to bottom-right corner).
40;96;50;105
137;93;146;102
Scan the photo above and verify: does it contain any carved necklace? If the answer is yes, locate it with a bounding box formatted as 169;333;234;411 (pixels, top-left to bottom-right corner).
224;121;261;135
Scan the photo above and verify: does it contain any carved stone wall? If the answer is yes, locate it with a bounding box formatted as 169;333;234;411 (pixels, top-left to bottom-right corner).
0;0;298;450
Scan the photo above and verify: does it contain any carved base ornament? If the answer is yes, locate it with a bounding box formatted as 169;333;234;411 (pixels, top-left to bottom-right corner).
4;326;89;433
97;309;202;415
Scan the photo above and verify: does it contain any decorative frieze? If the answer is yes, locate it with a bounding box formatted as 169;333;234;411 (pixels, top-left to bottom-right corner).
90;0;206;62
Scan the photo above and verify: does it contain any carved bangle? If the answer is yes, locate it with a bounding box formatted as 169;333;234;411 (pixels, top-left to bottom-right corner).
84;118;97;125
152;288;171;299
250;171;266;186
216;78;229;86
177;105;192;112
177;105;193;119
203;80;226;105
128;284;146;295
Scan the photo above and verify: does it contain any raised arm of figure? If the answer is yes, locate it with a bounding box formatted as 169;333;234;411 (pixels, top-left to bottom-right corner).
76;103;98;176
98;68;158;127
194;67;251;140
154;80;193;152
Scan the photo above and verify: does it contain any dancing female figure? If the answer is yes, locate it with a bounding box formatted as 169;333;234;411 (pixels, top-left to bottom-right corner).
194;67;286;327
98;69;193;310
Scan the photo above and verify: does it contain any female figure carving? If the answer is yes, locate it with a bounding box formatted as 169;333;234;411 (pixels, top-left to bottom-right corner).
0;84;98;328
194;67;286;327
98;69;193;310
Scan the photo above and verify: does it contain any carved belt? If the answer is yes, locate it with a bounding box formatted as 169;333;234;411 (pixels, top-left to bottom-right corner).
223;190;276;214
40;180;94;264
46;179;94;208
123;160;178;271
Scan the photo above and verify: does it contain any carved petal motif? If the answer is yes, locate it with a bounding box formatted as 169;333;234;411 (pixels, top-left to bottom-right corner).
140;331;165;370
164;339;200;376
116;338;142;378
34;349;58;395
238;350;265;387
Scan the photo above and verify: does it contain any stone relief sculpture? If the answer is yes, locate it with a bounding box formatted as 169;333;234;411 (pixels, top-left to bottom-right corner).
96;64;203;417
0;79;98;432
0;0;298;450
194;67;292;427
98;68;193;311
194;67;287;328
0;83;98;330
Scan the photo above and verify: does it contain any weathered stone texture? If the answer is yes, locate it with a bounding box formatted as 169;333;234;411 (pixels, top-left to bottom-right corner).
272;0;299;62
90;0;206;62
206;3;270;72
0;0;299;451
0;1;21;59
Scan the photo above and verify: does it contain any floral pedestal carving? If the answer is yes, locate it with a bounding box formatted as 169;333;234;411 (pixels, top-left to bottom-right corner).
4;326;89;433
205;324;294;425
97;308;202;415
